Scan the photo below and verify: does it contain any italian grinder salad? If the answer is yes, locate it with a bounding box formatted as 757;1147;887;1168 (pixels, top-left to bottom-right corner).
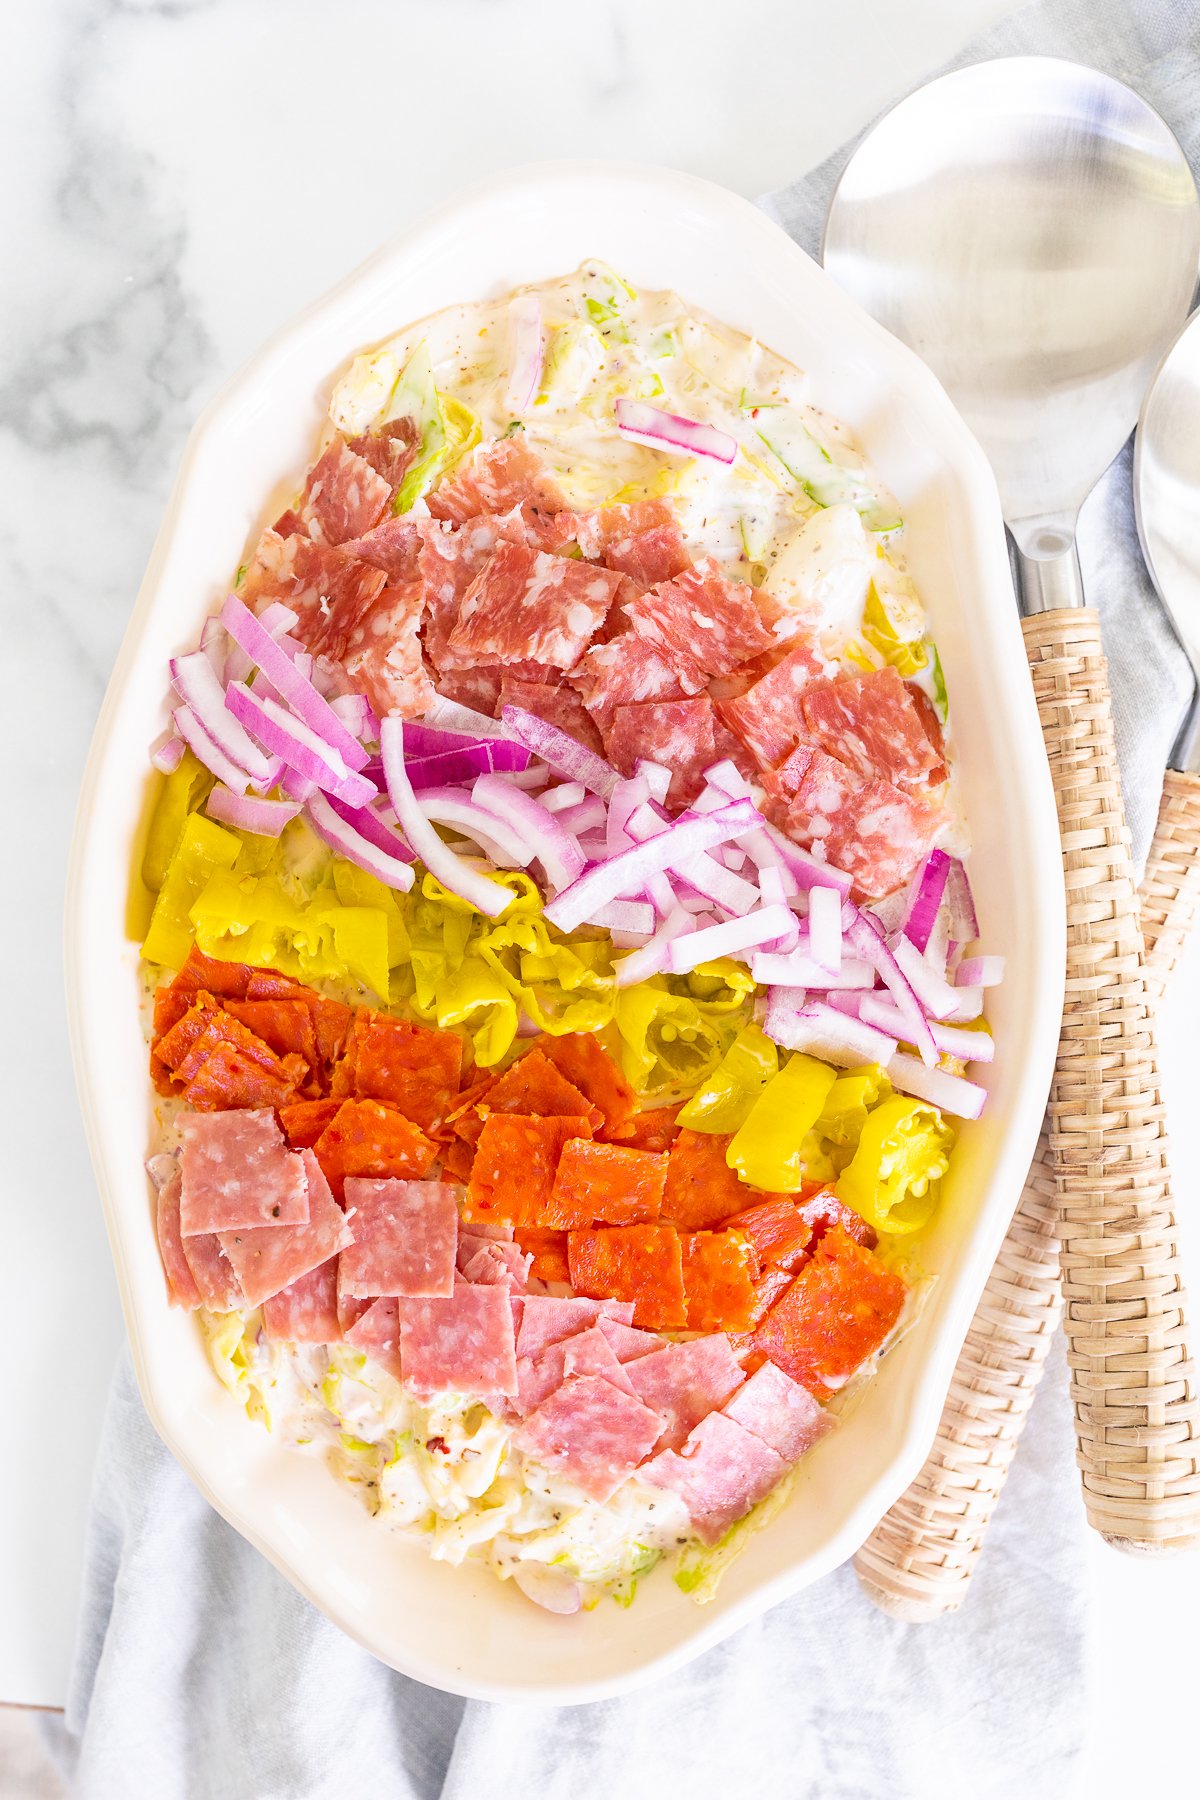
137;264;1002;1615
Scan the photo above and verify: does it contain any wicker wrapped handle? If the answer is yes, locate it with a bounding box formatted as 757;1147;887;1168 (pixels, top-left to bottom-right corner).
855;757;1200;1616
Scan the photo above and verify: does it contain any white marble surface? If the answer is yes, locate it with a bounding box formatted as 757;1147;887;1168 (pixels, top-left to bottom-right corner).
3;0;1199;1789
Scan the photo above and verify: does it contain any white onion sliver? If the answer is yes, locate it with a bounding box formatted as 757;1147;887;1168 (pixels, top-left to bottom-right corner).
843;904;938;1065
255;601;300;637
608;775;652;858
173;705;250;795
956;955;1005;989
539;781;587;815
205;784;302;838
807;885;843;974
306;790;415;892
592;898;656;936
615;905;694;988
381;720;513;917
887;1052;987;1120
614;396;737;464
665;904;794;974
557;795;607;837
170;650;272;782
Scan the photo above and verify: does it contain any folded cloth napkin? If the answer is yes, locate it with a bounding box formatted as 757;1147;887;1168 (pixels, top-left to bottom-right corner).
46;1;1199;1794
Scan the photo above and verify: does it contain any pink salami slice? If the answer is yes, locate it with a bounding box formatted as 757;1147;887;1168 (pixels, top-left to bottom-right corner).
601;511;691;588
339;1177;459;1299
801;666;944;788
624;1335;746;1453
218;1152;353;1309
514;1294;634;1362
262;1257;342;1344
446;542;622;672
344;1294;403;1382
630;561;776;679
155;1169;202;1310
181;1229;245;1313
298;438;391;547
517;1374;664;1501
594;1316;665;1363
497;675;605;756
340;516;424;582
178;1109;309;1236
341;579;434;719
604;695;717;809
397;1282;519;1397
720;1359;833;1462
715;642;822;771
427;437;567;525
346;419;419;498
514;1323;640;1417
240;528;387;660
769;746;941;899
639;1409;787;1543
569;628;707;726
459;1240;531;1293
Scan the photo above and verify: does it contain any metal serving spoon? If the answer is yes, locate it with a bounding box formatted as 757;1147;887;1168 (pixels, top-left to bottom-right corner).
823;56;1200;1564
1134;309;1200;999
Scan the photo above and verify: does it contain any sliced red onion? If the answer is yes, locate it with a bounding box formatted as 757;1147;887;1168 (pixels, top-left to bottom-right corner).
807;884;843;974
842;903;938;1065
633;759;671;804
173;704;251;794
512;1563;582;1615
538;780;587;815
150;728;185;774
426;696;511;740
505;764;550;792
501;704;619;798
645;870;677;916
170;650;272;782
690;785;730;815
471;772;586;893
322;793;415;864
505;293;545;414
199;616;227;678
205;785;303;838
902;848;951;954
220;594;370;773
416;786;532;869
247;754;286;795
888;1052;987;1120
750;950;874;989
615;397;737;465
403;721;499;758
762;824;852;897
405;741;530;790
664;903;794;974
673;886;716;916
546;798;763;933
608;774;651;857
702;759;752;800
721;845;748;873
381;720;513;917
893;935;965;1023
944;856;979;941
615;905;695;987
256;601;300;638
576;830;609;859
330;692;380;744
924;906;951;978
740;829;799;898
626;802;761;917
765;994;898;1067
756;863;787;910
557;794;607;836
859;997;995;1064
592;898;656;936
956;955;1005;989
225;682;376;806
941;985;985;1024
306;790;415;891
280;767;317;803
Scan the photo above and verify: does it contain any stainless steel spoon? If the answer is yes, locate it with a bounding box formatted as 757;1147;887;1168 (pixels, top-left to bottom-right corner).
823;56;1200;1558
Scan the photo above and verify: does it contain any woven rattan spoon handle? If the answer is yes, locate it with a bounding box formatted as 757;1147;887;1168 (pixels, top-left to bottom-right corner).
853;763;1200;1616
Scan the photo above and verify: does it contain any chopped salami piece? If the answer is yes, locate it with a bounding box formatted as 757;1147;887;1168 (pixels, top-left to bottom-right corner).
446;542;622;672
720;1360;832;1463
181;1041;307;1114
770;747;942;899
796;1184;878;1251
165;1006;289;1087
279;1098;342;1150
604;695;716;809
543;1139;668;1228
569;629;707;726
262;1256;342;1345
417;519;503;671
515;1323;639;1417
397;1282;519;1397
312;1099;438;1203
497;674;605;755
222;999;320;1092
339;515;423;581
178;1109;309;1235
567;1223;686;1330
338;1290;373;1335
464;1114;594;1228
516;1373;664;1501
801;666;944;789
661;1131;751;1230
601;1107;681;1154
751;1225;906;1400
624;1334;745;1453
466;1047;601;1139
595;1316;664;1362
344;1295;403;1382
166;946;252;1002
346;417;420;496
341;580;434;719
723;1198;813;1272
599;505;691;588
639;1410;786;1544
349;1012;462;1131
630;561;775;679
513;1227;571;1285
218;1152;353;1309
435;664;505;717
459;1239;531;1293
180;1228;244;1313
538;1034;637;1136
514;1294;633;1361
339;1177;459;1299
680;1231;761;1333
714;642;822;771
298;438;391;546
905;681;949;785
427;436;567;525
240;528;387;660
155;1170;202;1309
